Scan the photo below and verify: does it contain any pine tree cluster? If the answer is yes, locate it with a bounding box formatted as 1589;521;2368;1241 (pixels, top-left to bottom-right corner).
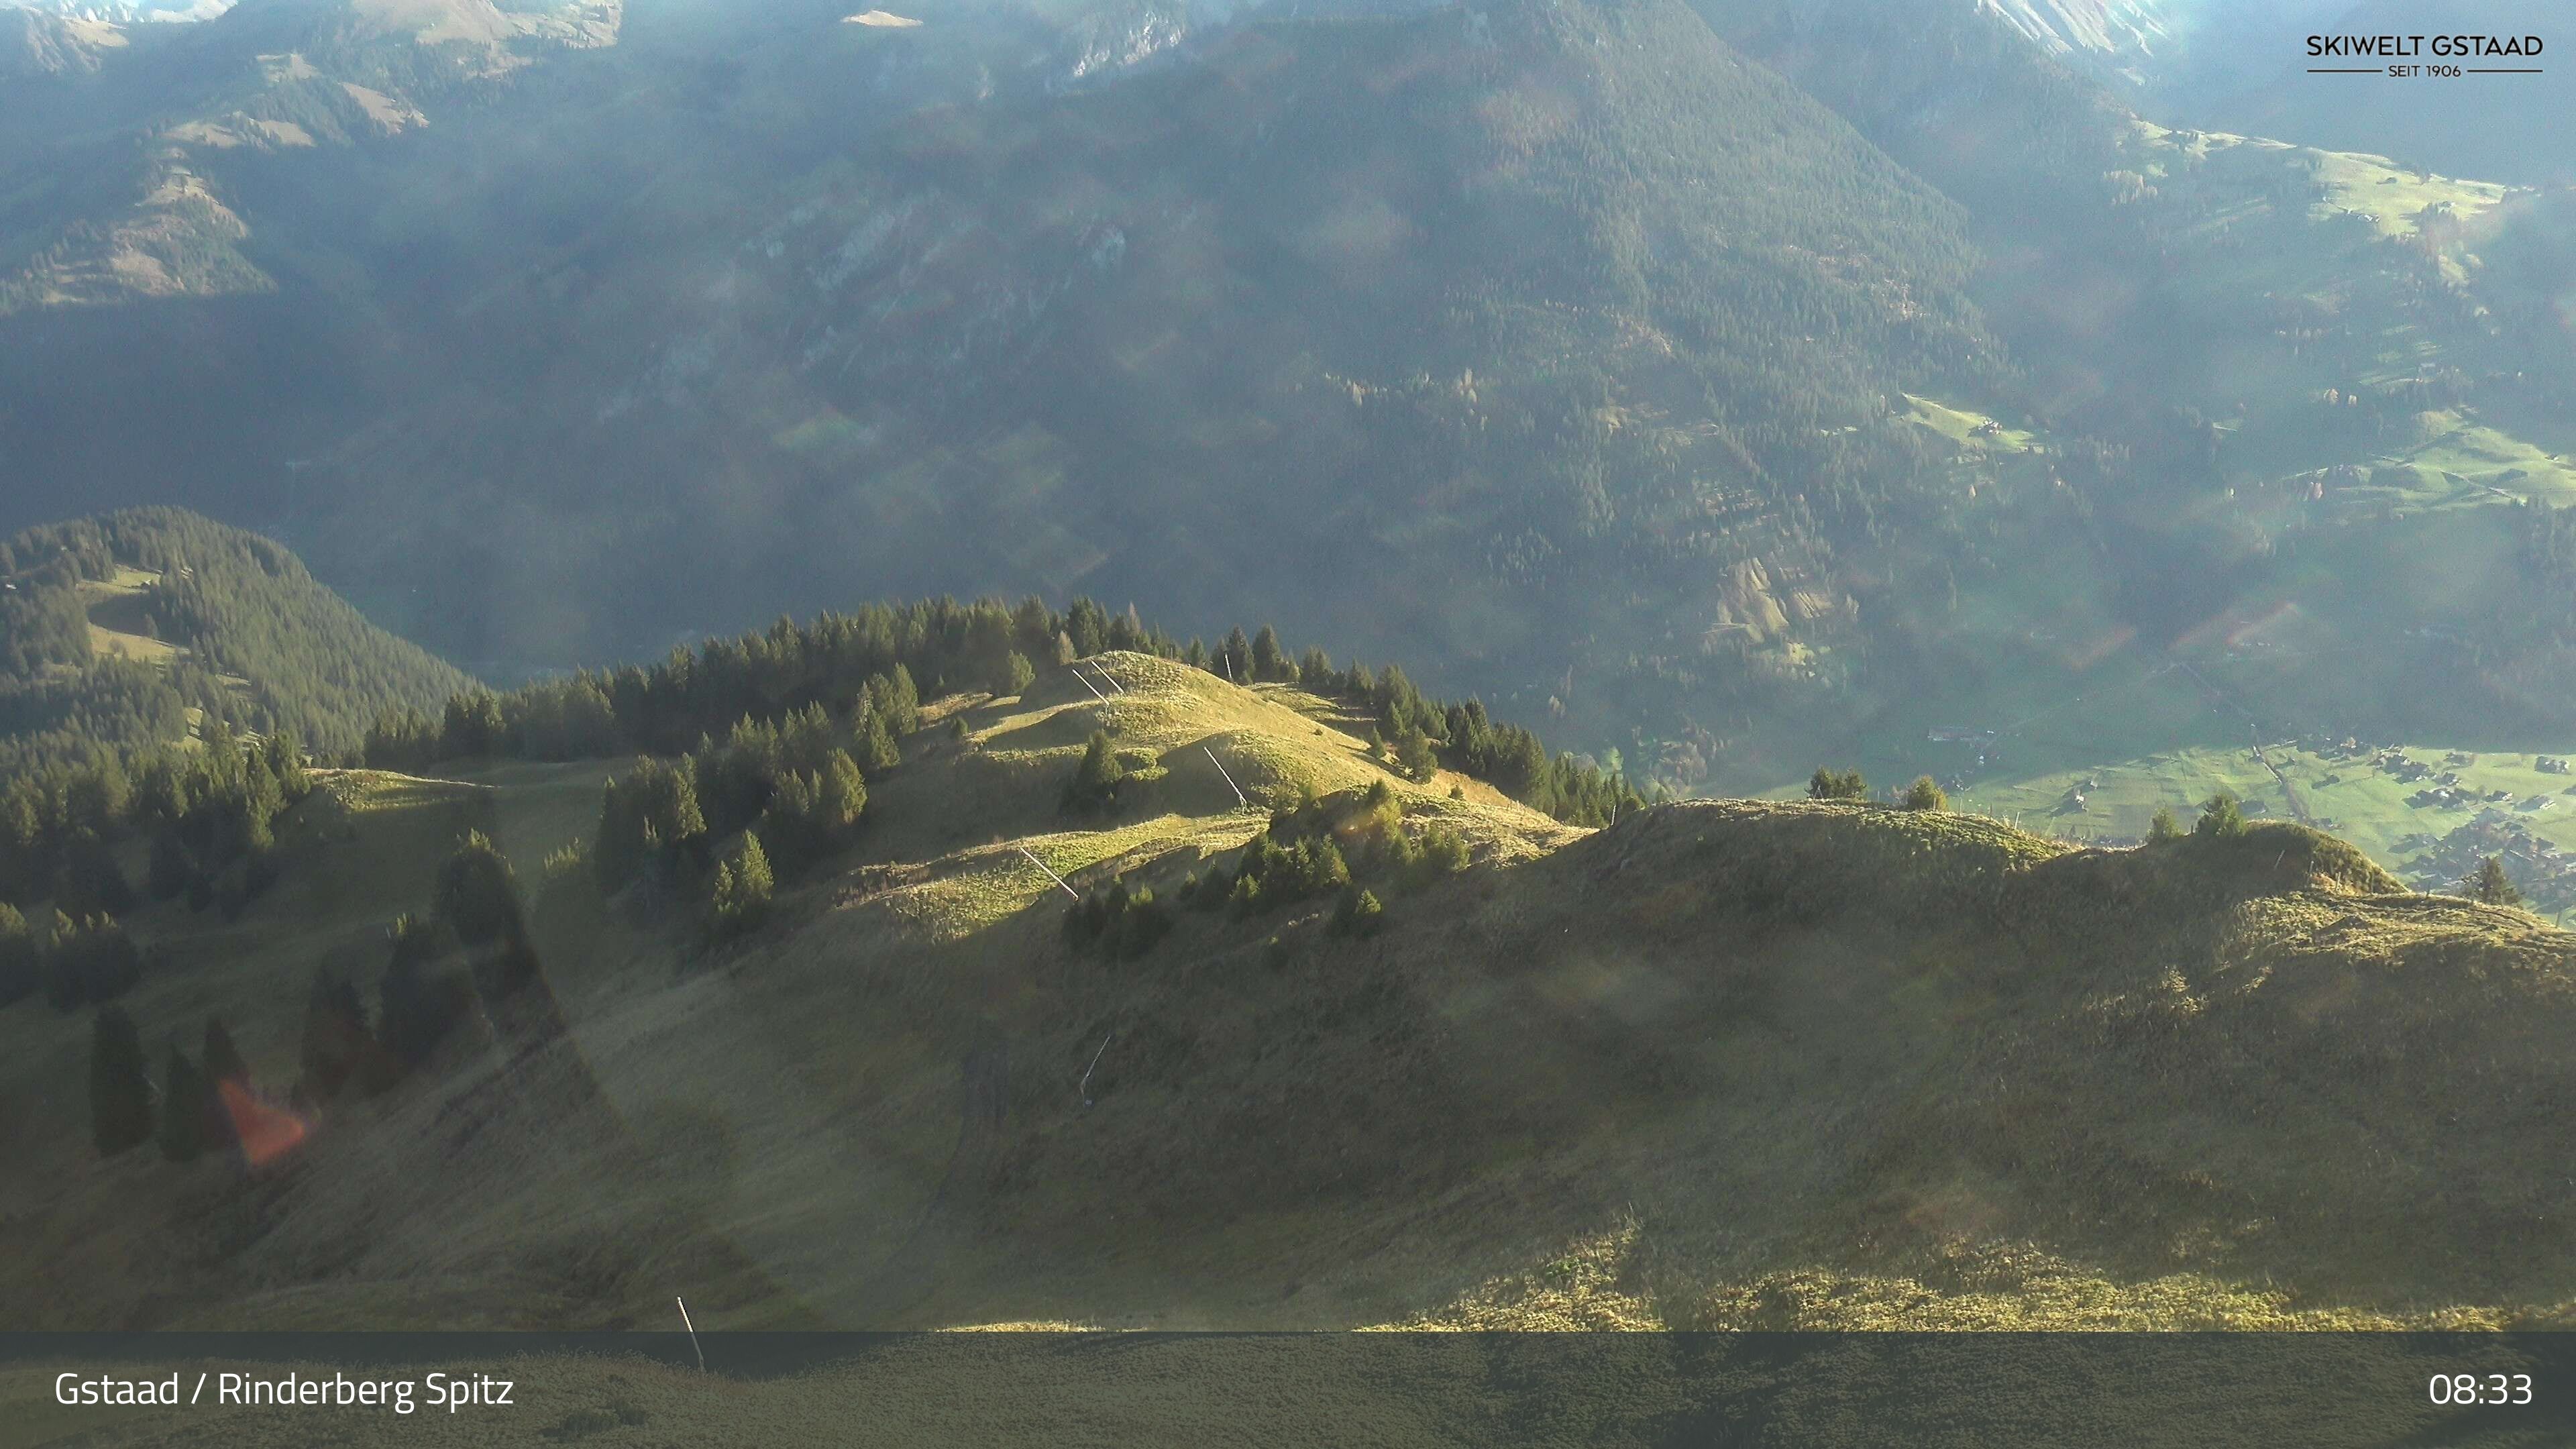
1062;880;1173;960
1808;767;1868;801
1;723;313;935
87;1006;258;1164
294;831;566;1108
1177;780;1472;928
366;594;1635;827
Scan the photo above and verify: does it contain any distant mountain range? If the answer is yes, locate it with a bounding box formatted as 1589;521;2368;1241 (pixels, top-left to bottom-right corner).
0;0;2002;712
2;0;2571;798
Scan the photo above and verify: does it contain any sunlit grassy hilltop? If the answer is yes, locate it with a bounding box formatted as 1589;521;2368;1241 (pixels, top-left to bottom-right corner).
8;651;2576;1356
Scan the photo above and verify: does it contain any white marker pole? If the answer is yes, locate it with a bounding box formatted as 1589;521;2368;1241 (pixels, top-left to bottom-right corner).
1080;1031;1112;1107
1089;663;1127;696
1202;746;1248;808
676;1297;705;1373
1017;847;1082;899
1072;670;1110;704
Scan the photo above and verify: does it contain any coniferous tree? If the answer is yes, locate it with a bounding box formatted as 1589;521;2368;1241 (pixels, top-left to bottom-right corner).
434;831;561;1053
2147;806;2182;843
146;826;193;902
1118;885;1172;956
2194;790;2248;839
816;749;867;831
297;964;370;1102
264;732;311;802
52;835;136;920
761;751;869;874
1395;731;1440;783
0;789;42;904
434;832;526;955
710;831;774;938
1902;776;1946;811
879;665;921;734
0;902;35;1007
89;1004;153;1156
366;707;440;769
760;771;819;872
857;712;900;775
1063;880;1175;959
1305;837;1352;894
377;914;472;1072
2467;856;2524;906
1330;885;1385;938
441;690;506;759
1251;626;1287;682
1227;870;1263;918
597;756;706;891
1065;600;1108;658
1061;731;1128;814
1413;824;1472;884
1222;627;1253;684
1002;651;1036;696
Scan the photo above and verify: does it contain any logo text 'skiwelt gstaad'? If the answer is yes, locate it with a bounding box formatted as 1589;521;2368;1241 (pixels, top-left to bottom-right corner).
2307;33;2543;76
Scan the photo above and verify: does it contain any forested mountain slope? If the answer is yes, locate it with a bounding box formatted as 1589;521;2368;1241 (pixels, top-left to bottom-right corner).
1689;0;2576;806
0;0;2006;751
0;508;474;776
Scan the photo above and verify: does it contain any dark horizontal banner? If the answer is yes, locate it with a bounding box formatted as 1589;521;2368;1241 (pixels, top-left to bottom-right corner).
5;1332;2574;1446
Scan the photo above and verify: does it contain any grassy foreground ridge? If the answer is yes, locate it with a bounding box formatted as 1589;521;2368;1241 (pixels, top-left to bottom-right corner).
7;640;2575;1341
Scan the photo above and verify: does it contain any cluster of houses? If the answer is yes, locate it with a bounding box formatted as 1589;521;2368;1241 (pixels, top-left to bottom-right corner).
2404;771;2522;810
2400;816;2576;912
2303;738;2433;779
2317;742;2573;816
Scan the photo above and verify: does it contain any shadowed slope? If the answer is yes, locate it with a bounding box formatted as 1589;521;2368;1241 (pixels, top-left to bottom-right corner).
9;647;2572;1334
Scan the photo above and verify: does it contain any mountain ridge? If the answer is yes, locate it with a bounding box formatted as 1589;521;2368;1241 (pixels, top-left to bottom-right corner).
5;644;2571;1336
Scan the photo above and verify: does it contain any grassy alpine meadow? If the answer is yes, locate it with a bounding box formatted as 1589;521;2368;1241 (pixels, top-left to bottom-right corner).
13;647;2576;1345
